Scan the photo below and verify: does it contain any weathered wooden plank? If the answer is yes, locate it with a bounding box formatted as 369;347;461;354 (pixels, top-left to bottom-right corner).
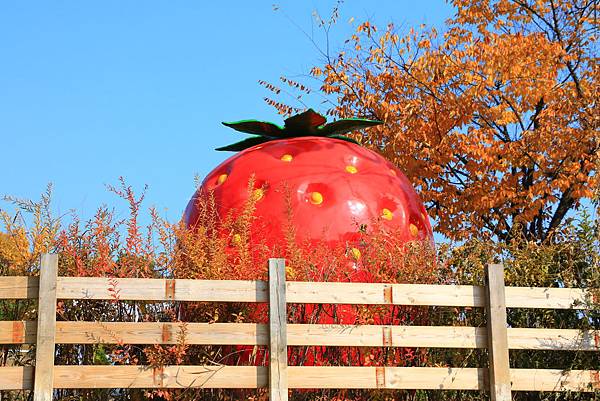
0;276;39;299
33;253;58;401
0;365;490;391
0;366;267;390
511;369;600;392
288;282;592;309
286;282;486;306
0;366;34;390
53;322;267;345
2;366;598;391
484;263;511;401
289;368;599;391
0;321;37;344
57;278;486;305
53;365;267;389
505;286;590;309
268;258;288;401
288;367;485;390
8;366;477;391
508;328;600;351
0;275;590;309
288;325;598;351
0;321;497;348
56;277;268;302
287;325;486;348
3;321;597;352
288;326;598;351
55;278;486;306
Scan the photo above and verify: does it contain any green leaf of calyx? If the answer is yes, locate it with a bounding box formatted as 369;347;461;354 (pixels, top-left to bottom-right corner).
326;134;361;145
282;109;327;136
215;136;275;152
222;120;284;137
318;118;383;136
217;109;383;152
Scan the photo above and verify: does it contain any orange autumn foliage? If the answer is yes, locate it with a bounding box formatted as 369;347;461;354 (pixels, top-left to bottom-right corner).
268;0;598;242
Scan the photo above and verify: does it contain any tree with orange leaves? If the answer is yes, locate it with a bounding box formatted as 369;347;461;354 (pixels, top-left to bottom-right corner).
268;0;598;242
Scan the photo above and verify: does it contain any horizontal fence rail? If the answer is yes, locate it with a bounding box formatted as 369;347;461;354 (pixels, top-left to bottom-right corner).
2;366;598;392
0;255;598;400
2;322;599;351
0;276;594;309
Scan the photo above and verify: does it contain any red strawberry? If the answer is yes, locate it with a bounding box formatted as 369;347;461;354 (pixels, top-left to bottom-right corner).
184;109;434;366
184;109;433;250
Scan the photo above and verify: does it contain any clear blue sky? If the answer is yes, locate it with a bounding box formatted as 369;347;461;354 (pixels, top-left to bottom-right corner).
0;1;453;225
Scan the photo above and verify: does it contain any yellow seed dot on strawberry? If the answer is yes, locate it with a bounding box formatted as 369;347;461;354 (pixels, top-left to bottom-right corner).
381;208;393;220
409;224;419;237
310;191;323;205
281;154;293;162
350;247;361;260
232;234;241;245
253;188;264;201
217;174;228;185
390;169;397;176
345;165;358;174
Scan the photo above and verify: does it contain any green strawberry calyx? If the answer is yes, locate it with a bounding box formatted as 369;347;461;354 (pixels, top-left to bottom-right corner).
216;109;382;151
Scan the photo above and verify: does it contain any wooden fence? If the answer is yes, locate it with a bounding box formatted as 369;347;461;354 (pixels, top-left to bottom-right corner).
0;254;598;401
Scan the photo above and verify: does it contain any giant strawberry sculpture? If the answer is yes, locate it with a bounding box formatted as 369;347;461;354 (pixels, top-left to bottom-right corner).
184;109;433;253
184;109;434;367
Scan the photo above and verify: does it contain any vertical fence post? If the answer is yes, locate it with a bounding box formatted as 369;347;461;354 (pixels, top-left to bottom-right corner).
268;258;288;401
484;263;512;401
33;253;58;401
